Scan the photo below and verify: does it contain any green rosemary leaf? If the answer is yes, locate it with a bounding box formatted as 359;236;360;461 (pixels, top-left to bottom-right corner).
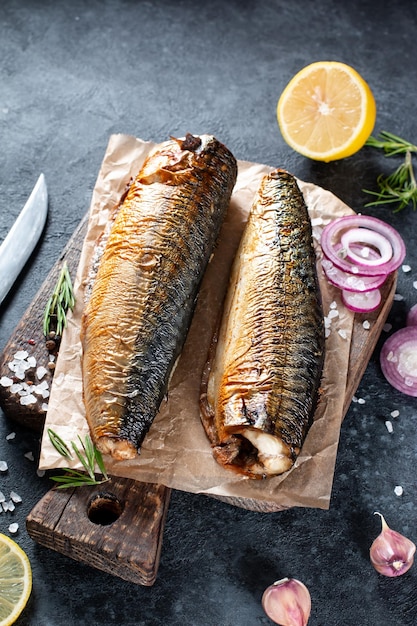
82;434;98;479
48;430;109;488
80;434;95;466
43;261;75;337
49;472;109;489
50;470;91;481
71;440;95;481
94;448;108;480
47;428;73;460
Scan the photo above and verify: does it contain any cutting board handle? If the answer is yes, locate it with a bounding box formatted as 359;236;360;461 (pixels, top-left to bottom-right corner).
26;476;171;586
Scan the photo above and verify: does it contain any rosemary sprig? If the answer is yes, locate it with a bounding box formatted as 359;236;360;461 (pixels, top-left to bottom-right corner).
43;261;75;337
48;428;109;489
363;131;417;212
365;130;417;157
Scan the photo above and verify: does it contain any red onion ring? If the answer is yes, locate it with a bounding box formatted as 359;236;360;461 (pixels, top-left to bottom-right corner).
321;247;387;293
342;288;382;313
321;215;406;277
380;327;417;396
340;227;393;267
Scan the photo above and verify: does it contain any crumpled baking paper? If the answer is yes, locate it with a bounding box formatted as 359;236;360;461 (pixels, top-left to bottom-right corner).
39;133;356;511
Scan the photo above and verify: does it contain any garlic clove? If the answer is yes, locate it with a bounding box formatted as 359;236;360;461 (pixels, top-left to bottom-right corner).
370;512;416;577
262;577;311;626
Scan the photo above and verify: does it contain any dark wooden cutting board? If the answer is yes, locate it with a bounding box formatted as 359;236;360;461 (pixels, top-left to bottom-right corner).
0;210;397;582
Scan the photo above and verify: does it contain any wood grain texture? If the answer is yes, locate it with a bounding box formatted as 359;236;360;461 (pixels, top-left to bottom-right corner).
26;477;171;586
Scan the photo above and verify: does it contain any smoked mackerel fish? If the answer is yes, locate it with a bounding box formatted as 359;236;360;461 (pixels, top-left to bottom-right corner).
81;134;237;460
200;169;325;478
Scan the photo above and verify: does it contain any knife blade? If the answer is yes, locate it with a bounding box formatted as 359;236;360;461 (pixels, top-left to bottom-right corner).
0;173;48;305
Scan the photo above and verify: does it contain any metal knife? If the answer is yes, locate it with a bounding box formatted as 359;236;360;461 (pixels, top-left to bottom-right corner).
0;173;48;305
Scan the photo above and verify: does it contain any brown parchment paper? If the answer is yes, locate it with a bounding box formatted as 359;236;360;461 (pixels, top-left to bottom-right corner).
39;133;356;511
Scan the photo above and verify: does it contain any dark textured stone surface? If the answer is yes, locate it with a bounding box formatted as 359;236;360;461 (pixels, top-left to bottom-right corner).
0;1;416;624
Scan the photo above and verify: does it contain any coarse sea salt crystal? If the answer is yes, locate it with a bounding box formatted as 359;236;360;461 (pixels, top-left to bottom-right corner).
36;365;48;380
35;380;49;392
394;293;404;301
0;376;13;387
5;432;15;441
0;491;5;502
20;394;37;406
8;522;19;534
390;410;400;418
0;461;8;472
10;491;22;504
24;451;34;461
357;398;366;405
413;281;417;290
402;265;411;273
10;383;23;394
10;369;25;381
328;309;339;319
394;486;404;496
13;350;28;360
385;420;393;433
338;329;347;340
330;301;338;309
362;320;371;330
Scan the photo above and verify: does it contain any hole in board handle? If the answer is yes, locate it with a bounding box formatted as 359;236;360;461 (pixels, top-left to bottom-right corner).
87;492;124;526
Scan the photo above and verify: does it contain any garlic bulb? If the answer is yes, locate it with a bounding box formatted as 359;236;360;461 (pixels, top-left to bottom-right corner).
370;512;416;577
262;577;311;626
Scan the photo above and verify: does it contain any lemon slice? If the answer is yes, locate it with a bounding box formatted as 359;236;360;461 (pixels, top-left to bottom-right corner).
0;534;32;626
277;61;376;162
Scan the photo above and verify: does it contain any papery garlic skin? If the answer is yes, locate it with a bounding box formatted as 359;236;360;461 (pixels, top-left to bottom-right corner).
262;577;311;626
370;512;416;577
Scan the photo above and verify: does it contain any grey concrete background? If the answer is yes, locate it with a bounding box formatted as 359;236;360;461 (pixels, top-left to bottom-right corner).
0;1;416;624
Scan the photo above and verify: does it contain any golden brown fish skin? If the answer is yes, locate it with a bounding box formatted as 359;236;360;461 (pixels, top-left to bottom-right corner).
81;134;237;460
200;168;325;478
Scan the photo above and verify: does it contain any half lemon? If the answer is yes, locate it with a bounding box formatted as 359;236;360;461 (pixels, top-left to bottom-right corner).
0;534;32;625
277;61;376;162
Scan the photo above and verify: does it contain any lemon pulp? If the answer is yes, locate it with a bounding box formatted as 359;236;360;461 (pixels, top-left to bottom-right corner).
0;534;32;626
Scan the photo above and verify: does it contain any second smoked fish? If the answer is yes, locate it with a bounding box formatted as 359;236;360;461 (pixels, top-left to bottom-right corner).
200;169;325;478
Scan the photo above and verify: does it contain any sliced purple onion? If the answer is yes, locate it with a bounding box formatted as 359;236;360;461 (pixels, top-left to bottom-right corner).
321;215;406;277
340;227;393;267
321;252;387;293
342;288;382;313
380;327;417;396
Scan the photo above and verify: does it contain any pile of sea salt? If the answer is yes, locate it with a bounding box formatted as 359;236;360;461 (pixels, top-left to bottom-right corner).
0;489;23;534
0;349;50;408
